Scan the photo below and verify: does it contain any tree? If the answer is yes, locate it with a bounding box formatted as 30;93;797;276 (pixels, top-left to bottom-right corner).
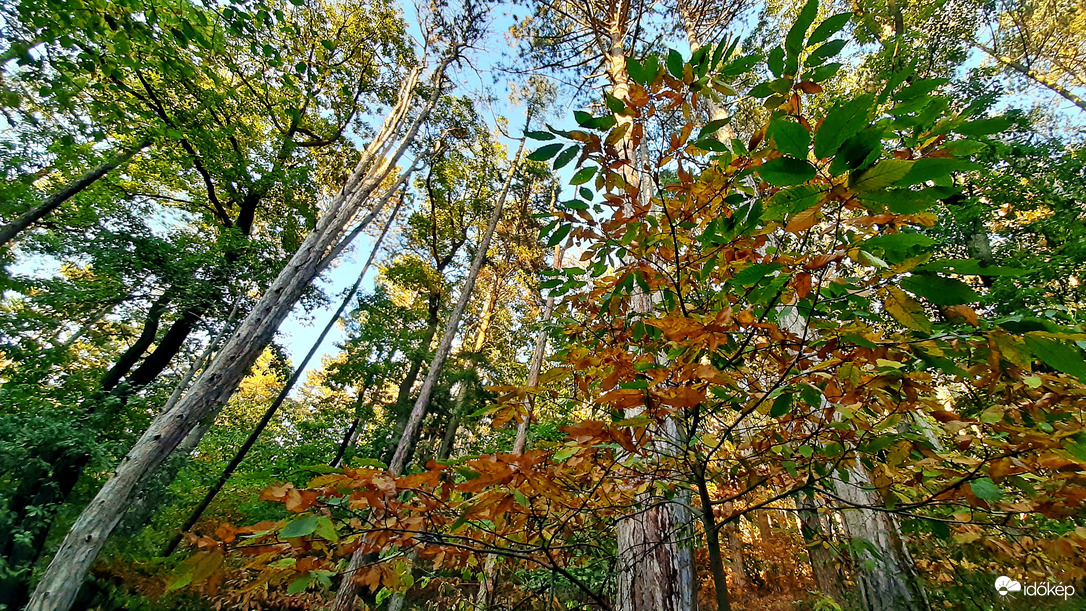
23;5;482;604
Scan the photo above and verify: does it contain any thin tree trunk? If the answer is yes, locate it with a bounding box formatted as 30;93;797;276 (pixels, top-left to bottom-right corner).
387;130;527;475
100;291;171;391
0;139;151;249
24;58;449;611
696;466;732;611
163;190;406;557
435;273;502;460
512;244;562;455
383;295;442;463
334;118;530;611
477;248;560;610
330;416;362;468
116;303;241;535
971;40;1086;113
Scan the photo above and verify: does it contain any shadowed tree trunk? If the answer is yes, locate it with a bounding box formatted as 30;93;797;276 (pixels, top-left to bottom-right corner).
0;139;151;249
832;462;928;611
796;494;848;604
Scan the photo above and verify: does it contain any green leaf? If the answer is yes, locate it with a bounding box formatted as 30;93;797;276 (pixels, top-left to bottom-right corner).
930;520;950;540
884;286;932;334
553;145;579;170
893;78;948;101
970;477;1002;502
814;94;873;159
786;0;819;58
768;47;786;77
798;445;814;457
605;94;625;114
759;157;816;186
767;118;811;158
281;515;320;538
768;184;827;217
527;143;563;162
554;447;578;462
1024;334;1086;381
805;39;847;66
858;188;938;214
315;516;339;542
547;224;572;247
770;393;793;417
1063;437;1086;463
828;128;882;175
570;166;597;185
288;573;313;594
525;130;555;141
808;61;842;82
698;118;731;139
955;117;1012;137
733;263;783;286
864;233;936;263
666;49;684;78
900;275;980;306
898;158;981;186
718;53;761;77
850;159;913;192
694;137;729;152
808;13;851;46
627;56;661;85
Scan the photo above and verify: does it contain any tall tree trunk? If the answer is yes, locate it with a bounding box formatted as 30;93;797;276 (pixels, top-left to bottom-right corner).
971;40;1086;113
0;139;151;249
383;294;443;463
24;58;449;611
163;189;406;557
333;119;529;611
795;494;847;603
605;30;696;611
512;244;562;455
832;462;928;611
115;303;240;536
435;272;502;460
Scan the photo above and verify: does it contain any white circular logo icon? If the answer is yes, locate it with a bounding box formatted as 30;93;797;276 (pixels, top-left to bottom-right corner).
995;576;1022;596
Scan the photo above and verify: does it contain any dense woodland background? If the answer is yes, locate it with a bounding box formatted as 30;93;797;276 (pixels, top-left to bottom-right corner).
1;0;1085;608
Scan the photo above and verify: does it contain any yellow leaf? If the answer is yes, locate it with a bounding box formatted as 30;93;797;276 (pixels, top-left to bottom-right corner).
884;286;932;334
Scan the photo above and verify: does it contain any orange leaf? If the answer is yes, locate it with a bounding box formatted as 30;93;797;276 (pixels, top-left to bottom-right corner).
785;207;819;233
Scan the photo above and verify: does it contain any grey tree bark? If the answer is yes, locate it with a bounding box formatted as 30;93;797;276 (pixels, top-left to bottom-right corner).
435;268;504;460
162;184;409;557
831;464;928;611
